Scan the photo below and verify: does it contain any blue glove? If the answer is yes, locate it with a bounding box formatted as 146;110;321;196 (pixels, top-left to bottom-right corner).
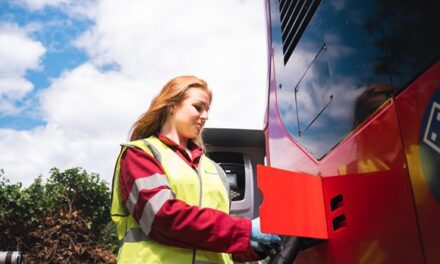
251;217;282;245
250;240;265;253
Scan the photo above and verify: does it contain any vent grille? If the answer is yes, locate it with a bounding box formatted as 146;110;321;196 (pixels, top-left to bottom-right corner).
279;0;321;64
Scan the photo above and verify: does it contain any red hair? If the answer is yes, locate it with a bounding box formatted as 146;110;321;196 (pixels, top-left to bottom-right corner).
129;75;212;147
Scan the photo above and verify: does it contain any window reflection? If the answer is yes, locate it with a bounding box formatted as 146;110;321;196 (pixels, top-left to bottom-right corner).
271;0;392;159
353;83;393;128
294;44;332;135
376;0;440;92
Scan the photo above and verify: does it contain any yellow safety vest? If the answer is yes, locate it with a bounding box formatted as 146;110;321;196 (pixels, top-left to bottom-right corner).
111;136;232;264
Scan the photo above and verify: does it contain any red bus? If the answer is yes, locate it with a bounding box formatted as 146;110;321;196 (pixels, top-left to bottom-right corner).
206;0;439;263
260;0;440;263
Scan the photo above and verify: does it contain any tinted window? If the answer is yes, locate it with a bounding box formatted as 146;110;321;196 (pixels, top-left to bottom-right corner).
379;0;440;92
270;0;392;159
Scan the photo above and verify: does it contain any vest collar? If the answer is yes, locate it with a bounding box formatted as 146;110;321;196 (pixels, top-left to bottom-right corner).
157;133;203;162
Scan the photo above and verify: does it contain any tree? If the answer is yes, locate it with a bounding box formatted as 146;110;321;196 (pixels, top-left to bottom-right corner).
0;167;117;263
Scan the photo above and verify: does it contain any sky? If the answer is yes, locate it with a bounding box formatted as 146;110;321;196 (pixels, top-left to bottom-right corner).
0;0;268;186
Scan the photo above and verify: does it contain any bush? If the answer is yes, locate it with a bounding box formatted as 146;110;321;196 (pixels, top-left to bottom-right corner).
0;167;117;263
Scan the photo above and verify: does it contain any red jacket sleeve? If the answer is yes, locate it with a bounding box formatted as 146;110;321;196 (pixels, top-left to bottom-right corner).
120;147;255;255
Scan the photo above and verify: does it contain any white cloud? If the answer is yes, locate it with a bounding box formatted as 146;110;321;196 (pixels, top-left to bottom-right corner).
0;78;33;114
0;23;45;115
0;0;268;186
0;77;33;100
39;63;156;138
13;0;97;21
73;0;268;128
324;33;355;59
0;24;44;75
14;0;71;10
0;124;120;186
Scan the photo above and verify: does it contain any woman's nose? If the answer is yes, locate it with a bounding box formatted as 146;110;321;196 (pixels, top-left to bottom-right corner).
201;110;208;120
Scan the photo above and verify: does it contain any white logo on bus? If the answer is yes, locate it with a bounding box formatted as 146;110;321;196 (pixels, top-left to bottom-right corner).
423;101;440;154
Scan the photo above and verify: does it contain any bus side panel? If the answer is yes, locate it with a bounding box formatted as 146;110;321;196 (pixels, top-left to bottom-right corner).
319;100;424;263
266;52;425;263
395;60;440;264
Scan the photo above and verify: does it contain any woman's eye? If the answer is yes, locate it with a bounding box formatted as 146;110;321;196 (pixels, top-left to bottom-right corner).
194;105;202;111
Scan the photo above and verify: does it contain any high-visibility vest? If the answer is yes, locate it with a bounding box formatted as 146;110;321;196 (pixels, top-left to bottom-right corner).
111;136;232;264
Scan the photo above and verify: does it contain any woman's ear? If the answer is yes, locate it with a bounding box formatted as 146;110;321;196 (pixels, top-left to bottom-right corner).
168;105;175;115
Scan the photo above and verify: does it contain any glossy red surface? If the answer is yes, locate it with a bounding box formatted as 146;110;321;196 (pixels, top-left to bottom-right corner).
394;61;440;264
260;55;440;263
258;165;328;239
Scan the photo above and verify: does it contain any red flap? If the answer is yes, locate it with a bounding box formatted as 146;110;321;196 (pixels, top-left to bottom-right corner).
257;165;328;239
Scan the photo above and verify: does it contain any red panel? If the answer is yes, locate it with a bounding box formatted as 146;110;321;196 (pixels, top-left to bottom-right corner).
322;170;423;263
258;165;425;263
395;60;440;264
257;165;328;239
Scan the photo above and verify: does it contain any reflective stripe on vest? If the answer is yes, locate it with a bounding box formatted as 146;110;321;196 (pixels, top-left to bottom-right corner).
111;136;232;264
125;173;170;213
139;188;174;235
119;228;150;247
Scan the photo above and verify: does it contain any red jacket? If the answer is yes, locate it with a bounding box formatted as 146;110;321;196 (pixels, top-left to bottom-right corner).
119;134;262;261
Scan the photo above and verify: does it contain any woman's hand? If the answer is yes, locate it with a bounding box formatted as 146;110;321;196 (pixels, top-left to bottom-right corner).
250;217;281;245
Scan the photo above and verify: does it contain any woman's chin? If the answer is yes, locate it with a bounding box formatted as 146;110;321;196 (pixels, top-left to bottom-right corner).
193;127;203;136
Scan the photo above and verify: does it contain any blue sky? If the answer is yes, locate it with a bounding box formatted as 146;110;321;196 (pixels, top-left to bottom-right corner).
1;1;91;129
0;0;267;186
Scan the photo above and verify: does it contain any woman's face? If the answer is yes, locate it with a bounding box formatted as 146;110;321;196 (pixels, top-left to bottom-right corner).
171;88;210;140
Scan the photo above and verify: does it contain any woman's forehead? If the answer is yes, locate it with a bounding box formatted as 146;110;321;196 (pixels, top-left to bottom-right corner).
185;88;211;103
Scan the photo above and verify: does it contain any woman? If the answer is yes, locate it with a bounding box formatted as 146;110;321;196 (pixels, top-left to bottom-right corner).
111;76;280;263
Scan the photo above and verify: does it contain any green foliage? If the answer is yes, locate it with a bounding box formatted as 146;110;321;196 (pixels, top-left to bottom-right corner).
45;167;111;236
100;221;119;253
0;173;49;249
0;167;118;253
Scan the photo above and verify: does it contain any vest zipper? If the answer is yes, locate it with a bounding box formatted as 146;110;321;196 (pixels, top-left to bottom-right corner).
192;249;196;264
195;167;203;207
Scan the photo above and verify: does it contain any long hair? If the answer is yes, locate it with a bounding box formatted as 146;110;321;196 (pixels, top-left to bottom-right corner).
129;75;212;148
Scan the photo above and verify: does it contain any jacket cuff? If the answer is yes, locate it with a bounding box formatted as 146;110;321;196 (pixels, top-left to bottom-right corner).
232;244;267;262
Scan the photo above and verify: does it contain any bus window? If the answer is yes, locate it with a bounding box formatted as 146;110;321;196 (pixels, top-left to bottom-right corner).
378;0;440;93
270;0;393;159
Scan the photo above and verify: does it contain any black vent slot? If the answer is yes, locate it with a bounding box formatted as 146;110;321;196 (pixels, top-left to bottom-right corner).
330;194;344;211
332;214;347;232
278;0;321;65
